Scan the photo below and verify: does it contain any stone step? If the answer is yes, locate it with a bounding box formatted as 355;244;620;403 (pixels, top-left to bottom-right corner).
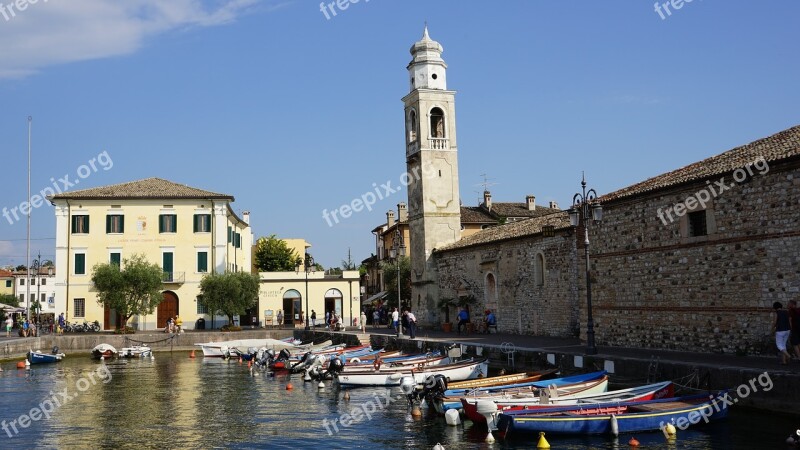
354;333;372;346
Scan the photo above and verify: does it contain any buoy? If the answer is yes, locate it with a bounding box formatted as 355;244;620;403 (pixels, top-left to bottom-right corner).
16;361;26;369
286;383;294;390
610;414;619;436
411;405;422;417
629;437;640;447
343;390;350;401
665;423;677;439
536;431;550;449
444;408;461;426
318;381;325;389
189;350;196;358
486;431;495;443
433;444;445;450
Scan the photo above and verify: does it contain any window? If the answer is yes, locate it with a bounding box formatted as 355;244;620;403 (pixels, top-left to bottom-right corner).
407;109;418;143
40;293;45;303
20;278;25;286
30;293;35;303
159;214;177;233
71;215;90;234
74;298;85;318
110;253;121;267
197;251;208;273
430;107;445;138
5;280;10;288
75;253;86;275
19;294;23;303
534;253;546;287
227;226;232;243
106;215;124;233
41;278;46;286
688;211;708;237
197;296;208;314
234;232;241;248
194;214;211;232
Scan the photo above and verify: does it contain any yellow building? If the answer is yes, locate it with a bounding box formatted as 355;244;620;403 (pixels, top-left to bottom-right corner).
49;178;252;330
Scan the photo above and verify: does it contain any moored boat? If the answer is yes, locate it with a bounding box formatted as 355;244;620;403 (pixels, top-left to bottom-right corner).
28;348;65;364
119;345;152;358
91;344;118;360
445;369;559;391
335;358;489;387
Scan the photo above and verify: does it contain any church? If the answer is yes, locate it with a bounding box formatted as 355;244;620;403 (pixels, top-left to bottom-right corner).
370;27;800;356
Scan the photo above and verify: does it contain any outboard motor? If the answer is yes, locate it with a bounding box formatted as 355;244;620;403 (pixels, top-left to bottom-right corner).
414;374;447;404
52;346;60;355
322;356;345;380
290;351;312;371
278;348;292;361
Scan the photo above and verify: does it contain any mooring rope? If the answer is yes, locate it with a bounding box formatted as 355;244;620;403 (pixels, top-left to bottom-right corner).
123;334;178;346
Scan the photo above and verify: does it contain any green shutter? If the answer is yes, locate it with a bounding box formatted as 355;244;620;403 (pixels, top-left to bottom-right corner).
75;254;85;275
119;215;124;233
85;216;89;233
71;216;77;233
227;226;232;243
193;215;199;233
197;252;208;273
159;215;164;233
106;215;111;233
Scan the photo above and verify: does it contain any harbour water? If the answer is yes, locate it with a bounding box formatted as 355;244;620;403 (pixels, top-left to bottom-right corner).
0;353;796;449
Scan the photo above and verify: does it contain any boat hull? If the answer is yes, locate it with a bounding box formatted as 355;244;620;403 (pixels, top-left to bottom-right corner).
28;351;65;364
336;359;488;387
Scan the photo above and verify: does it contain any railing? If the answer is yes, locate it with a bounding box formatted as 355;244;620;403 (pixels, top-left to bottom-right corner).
429;137;449;150
161;272;185;284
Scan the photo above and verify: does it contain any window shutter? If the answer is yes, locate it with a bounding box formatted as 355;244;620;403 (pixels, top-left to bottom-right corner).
198;252;208;273
193;215;199;233
106;215;111;233
75;254;85;275
159;215;164;233
71;216;77;233
119;215;124;233
85;216;89;233
227;226;232;243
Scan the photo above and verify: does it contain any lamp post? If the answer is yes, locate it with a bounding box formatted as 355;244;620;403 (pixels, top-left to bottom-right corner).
31;252;42;326
568;173;603;356
298;253;315;331
388;205;405;336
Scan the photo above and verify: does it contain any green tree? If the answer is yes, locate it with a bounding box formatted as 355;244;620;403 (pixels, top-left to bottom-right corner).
91;254;163;330
381;256;411;309
15;264;27;272
254;235;301;272
0;294;19;307
199;271;260;325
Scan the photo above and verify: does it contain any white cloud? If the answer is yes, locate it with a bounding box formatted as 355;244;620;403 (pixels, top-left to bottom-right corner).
0;0;278;79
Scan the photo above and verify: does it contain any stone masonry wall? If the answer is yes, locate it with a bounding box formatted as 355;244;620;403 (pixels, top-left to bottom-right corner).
587;158;800;355
435;232;579;337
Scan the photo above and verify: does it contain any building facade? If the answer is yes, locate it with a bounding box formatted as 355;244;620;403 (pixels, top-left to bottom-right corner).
49;178;252;330
13;268;58;319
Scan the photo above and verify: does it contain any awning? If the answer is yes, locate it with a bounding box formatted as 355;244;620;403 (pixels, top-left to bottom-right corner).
0;303;24;312
362;291;388;305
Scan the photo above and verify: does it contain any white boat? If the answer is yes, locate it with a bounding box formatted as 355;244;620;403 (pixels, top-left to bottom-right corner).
119;345;152;358
195;339;330;357
336;358;488;387
91;344;118;360
340;355;450;372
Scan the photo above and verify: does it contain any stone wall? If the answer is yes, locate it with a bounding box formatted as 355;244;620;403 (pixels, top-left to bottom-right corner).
435;231;579;336
588;158;800;355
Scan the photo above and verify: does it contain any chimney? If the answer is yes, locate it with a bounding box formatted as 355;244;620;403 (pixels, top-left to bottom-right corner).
242;211;250;225
398;202;408;222
483;191;492;212
526;195;536;211
387;210;395;228
549;201;559;210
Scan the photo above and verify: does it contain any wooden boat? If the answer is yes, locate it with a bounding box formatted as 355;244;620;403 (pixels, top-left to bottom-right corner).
444;370;607;397
195;339;330;357
341;354;449;373
91;344;118;360
336;358;489;387
28;349;65;364
461;380;672;423
495;391;731;436
446;369;559;391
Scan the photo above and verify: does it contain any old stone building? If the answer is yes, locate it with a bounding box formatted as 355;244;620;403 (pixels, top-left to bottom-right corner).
588;125;800;355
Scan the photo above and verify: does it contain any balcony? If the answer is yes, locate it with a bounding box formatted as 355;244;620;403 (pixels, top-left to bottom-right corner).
161;272;185;284
429;137;449;150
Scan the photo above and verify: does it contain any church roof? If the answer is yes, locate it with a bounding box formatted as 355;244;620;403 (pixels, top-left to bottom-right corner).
49;177;233;201
436;211;571;252
601;124;800;202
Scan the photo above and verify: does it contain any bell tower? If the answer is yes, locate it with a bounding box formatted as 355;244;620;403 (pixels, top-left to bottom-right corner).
403;26;461;324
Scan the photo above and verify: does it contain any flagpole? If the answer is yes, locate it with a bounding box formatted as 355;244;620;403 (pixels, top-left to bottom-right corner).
26;116;32;323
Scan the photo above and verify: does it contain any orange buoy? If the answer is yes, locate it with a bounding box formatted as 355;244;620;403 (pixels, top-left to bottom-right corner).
629;437;640;446
17;361;26;369
189;350;196;358
286;383;294;390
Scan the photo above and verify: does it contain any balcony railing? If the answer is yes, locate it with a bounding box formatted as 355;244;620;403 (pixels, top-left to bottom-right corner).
429;137;449;150
161;272;185;284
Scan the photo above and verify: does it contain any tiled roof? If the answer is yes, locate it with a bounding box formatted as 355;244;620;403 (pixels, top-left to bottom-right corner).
436;211;571;252
601;124;800;202
460;206;496;223
487;202;560;218
49;177;233;201
0;270;13;277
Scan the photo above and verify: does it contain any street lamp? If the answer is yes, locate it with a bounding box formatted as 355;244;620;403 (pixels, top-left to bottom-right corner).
297;253;315;331
31;252;42;326
568;172;603;356
388;206;405;336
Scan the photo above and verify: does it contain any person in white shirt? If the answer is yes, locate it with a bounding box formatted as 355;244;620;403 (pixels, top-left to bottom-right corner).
406;310;417;339
391;308;399;336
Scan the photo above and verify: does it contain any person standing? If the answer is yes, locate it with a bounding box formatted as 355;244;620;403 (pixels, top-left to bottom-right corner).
58;312;65;334
406;309;417;339
373;309;380;330
773;301;792;365
360;310;367;333
5;315;12;337
788;299;800;360
391;308;399;337
311;310;317;328
457;307;469;334
325;310;330;330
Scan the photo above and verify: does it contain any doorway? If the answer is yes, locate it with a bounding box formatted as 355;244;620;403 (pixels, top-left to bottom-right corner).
158;291;178;328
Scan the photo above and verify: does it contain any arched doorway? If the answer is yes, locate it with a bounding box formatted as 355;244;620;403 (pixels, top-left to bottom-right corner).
324;288;343;324
158;291;179;329
283;290;302;325
484;273;497;310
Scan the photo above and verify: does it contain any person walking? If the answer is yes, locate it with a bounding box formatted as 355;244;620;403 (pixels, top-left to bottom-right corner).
311;310;317;328
5;315;12;337
373;309;380;330
773;301;792;365
360;310;367;333
58;312;65;334
406;309;417;339
391;308;399;337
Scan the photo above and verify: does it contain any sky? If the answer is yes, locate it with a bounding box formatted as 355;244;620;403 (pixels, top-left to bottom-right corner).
1;0;799;269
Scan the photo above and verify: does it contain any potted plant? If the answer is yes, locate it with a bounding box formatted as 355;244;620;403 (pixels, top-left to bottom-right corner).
437;297;456;332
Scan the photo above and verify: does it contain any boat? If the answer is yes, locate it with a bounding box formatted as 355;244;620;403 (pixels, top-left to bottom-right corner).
445;369;559;391
28;348;66;364
91;344;118;360
494;391;731;436
335;358;489;387
340;354;450;372
195;338;326;357
119;345;152;358
444;370;608;397
460;380;673;423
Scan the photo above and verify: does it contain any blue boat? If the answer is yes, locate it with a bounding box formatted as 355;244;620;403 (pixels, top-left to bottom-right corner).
444;370;608;397
27;349;66;364
495;391;731;437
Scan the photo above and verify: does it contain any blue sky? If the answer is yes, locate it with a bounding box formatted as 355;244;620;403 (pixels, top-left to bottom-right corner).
1;0;799;269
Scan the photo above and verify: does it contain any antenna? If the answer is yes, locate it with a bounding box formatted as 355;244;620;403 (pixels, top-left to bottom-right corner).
472;174;499;205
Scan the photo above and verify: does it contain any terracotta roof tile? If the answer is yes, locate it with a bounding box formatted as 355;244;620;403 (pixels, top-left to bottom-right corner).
487;202;560;218
48;177;233;201
436;211;571;252
460;206;496;223
601;124;800;202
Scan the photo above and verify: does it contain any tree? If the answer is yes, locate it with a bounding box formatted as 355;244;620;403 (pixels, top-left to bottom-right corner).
0;294;19;307
42;260;54;267
199;271;260;326
91;254;163;330
15;264;26;272
254;235;301;272
342;248;356;270
381;256;411;309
